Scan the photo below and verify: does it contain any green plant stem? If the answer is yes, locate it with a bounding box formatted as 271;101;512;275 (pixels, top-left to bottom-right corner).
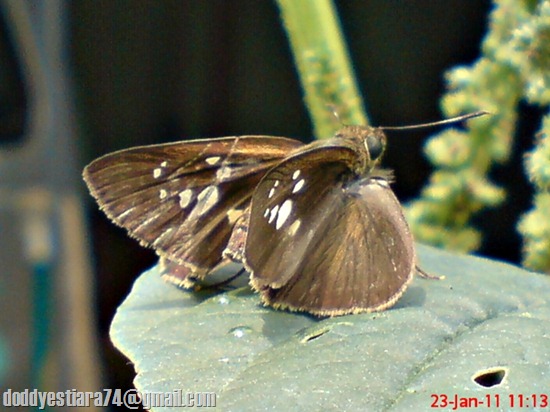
276;0;368;139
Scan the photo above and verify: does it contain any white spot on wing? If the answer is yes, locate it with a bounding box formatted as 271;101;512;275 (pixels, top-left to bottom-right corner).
264;207;270;218
288;219;301;235
205;156;221;165
227;208;241;224
161;161;168;167
292;170;301;180
216;167;232;180
276;200;293;230
268;188;275;198
274;180;280;187
292;178;305;194
159;189;168;199
195;185;219;216
178;189;193;208
268;204;279;224
153;168;162;179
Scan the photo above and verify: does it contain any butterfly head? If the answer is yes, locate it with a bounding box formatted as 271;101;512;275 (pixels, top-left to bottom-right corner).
334;125;388;174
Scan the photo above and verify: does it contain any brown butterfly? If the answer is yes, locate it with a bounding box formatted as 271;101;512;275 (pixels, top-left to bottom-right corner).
83;112;484;316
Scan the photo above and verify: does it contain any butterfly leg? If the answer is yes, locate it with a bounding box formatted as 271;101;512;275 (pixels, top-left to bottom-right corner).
198;267;247;291
415;265;444;280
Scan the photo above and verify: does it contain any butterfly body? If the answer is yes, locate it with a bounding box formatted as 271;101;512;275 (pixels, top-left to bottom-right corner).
84;126;417;317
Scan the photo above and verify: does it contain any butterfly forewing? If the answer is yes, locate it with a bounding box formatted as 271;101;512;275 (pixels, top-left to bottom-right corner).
83;136;302;283
243;141;415;316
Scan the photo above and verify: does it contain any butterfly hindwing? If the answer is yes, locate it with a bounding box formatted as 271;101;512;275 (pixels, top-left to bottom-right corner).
243;141;415;316
268;178;415;316
83;136;302;283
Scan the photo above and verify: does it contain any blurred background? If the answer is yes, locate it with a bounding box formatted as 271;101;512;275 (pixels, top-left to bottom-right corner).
1;0;539;410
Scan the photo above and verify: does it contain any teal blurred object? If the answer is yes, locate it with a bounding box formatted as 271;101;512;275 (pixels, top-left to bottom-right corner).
0;335;8;385
0;0;103;402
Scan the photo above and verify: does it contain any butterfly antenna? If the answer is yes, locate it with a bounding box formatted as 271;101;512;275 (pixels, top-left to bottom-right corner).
380;110;489;131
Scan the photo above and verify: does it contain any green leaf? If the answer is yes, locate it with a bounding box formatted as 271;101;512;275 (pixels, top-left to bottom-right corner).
111;244;550;411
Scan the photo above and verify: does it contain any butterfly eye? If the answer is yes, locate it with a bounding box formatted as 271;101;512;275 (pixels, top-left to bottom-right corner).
365;133;385;161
